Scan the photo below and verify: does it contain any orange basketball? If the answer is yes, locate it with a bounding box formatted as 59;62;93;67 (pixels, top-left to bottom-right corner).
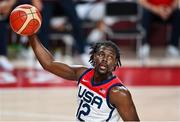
9;4;42;36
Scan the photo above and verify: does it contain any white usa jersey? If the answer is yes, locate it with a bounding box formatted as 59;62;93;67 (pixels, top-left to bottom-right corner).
76;68;123;121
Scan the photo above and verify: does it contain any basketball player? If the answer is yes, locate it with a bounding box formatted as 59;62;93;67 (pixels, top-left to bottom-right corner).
28;34;139;121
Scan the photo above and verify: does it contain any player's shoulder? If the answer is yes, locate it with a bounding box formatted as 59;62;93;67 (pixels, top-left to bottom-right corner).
109;85;132;106
71;65;91;80
76;66;92;75
69;65;89;79
109;85;131;98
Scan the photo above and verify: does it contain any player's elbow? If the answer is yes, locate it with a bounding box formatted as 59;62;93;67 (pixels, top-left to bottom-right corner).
40;61;53;71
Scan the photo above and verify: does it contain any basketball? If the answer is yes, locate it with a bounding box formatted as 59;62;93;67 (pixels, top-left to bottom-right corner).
9;4;42;36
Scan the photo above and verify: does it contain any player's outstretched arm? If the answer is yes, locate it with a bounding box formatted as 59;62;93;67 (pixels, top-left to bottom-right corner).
28;34;87;81
109;86;140;121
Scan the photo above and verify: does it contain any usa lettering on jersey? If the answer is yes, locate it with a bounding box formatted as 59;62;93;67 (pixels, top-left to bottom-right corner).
76;86;103;121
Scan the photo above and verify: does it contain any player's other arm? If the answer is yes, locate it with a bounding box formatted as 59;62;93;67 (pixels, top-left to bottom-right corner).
28;34;87;81
109;86;140;121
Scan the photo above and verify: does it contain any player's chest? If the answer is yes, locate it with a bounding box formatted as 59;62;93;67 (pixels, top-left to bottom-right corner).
77;84;110;111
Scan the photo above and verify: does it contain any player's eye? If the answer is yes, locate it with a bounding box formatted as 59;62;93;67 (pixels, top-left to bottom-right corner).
98;52;105;57
108;55;115;60
108;56;113;60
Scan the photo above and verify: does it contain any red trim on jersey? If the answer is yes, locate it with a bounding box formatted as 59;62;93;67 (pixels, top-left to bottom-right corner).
79;69;122;98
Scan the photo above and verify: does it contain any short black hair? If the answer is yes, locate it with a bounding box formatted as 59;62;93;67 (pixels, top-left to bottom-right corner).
89;40;122;67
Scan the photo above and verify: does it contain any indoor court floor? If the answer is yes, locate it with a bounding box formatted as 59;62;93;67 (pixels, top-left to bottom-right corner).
0;47;180;121
0;86;180;121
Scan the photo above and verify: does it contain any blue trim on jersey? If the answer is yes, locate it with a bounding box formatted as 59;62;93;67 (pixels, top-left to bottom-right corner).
106;107;115;121
106;83;124;109
77;68;93;85
91;76;116;87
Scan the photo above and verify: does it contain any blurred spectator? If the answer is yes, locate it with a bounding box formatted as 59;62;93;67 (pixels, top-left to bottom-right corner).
76;0;104;22
87;20;106;44
0;0;16;71
37;0;90;65
138;0;180;58
76;0;106;49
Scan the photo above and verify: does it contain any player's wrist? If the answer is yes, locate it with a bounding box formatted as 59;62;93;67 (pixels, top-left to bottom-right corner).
28;34;36;40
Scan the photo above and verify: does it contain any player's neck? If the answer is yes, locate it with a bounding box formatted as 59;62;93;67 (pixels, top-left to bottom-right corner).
93;73;113;84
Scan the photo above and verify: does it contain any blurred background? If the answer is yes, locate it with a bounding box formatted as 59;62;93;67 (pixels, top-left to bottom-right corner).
0;0;180;121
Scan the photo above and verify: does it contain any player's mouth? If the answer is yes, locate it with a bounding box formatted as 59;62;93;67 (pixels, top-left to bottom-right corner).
99;63;108;70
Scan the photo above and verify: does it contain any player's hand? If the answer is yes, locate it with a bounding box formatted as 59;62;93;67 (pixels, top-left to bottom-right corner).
28;34;36;38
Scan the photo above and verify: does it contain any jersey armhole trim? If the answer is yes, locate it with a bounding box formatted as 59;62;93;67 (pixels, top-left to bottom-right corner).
77;68;93;85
